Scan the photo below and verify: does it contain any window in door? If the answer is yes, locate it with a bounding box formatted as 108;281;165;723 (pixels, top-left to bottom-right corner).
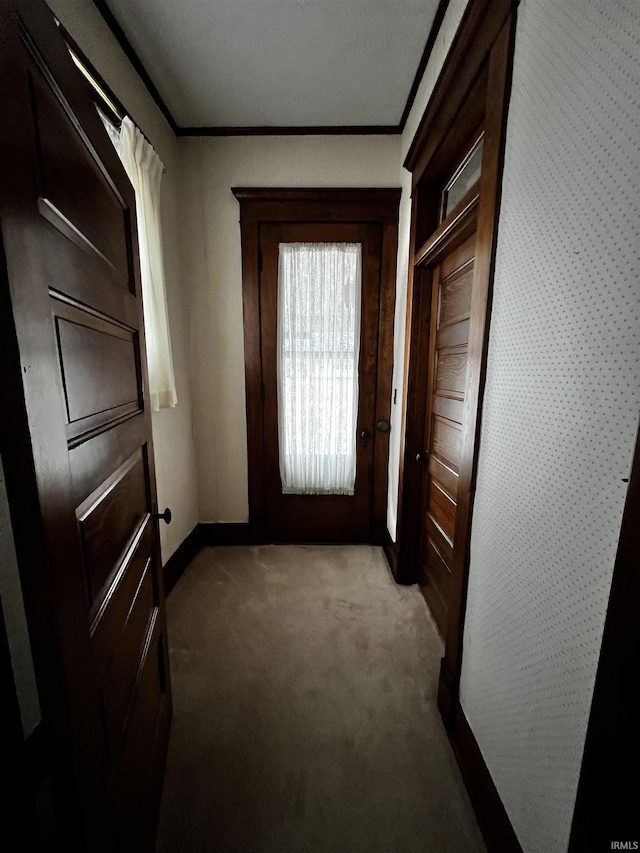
277;242;362;496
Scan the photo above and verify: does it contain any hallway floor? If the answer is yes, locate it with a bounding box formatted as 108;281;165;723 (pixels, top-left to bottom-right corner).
156;545;486;852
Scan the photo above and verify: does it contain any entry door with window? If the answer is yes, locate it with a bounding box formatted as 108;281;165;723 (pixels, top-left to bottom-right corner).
260;222;382;542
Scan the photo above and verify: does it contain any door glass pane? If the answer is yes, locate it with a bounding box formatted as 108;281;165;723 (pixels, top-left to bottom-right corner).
277;242;362;495
442;135;484;220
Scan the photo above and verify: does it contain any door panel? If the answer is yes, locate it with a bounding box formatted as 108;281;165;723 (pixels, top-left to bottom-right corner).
420;233;475;636
0;5;170;849
30;57;132;284
260;222;381;542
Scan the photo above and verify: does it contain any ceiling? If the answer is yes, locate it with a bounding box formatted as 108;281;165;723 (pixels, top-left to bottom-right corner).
102;0;442;130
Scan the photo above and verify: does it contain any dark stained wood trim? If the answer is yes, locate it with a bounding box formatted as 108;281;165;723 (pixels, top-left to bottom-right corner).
450;700;523;852
91;0;179;134
163;525;201;596
198;522;255;546
233;188;400;545
440;13;517;725
394;1;516;723
178;125;400;137
232;188;402;224
568;430;640;849
393;183;437;585
371;221;399;540
237;218;266;535
398;0;452;131
414;183;479;267
404;0;515;181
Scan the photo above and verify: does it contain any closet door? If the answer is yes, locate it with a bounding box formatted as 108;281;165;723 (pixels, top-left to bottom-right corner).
0;2;170;849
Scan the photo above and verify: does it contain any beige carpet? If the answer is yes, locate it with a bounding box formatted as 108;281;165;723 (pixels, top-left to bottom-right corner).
156;545;486;853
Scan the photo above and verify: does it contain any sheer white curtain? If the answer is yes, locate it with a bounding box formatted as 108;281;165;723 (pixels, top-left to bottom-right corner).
104;114;177;411
277;243;362;495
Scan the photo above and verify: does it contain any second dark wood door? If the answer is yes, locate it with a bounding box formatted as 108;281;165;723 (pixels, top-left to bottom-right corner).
260;222;382;542
419;230;476;636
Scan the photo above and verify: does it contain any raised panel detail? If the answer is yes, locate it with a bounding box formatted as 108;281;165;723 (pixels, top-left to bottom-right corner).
431;415;462;471
440;233;476;280
439;261;473;328
102;562;156;753
435;348;468;398
30;68;131;283
426;514;454;563
110;614;166;815
429;480;457;542
432;395;464;425
437;318;470;350
77;450;149;608
92;518;153;679
57;318;138;422
426;539;452;602
429;454;459;499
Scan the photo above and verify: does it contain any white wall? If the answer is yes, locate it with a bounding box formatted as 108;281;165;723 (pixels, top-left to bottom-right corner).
458;1;640;851
46;0;199;562
179;135;401;522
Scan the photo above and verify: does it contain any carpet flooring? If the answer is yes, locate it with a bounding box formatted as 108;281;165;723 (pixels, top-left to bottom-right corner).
156;545;486;853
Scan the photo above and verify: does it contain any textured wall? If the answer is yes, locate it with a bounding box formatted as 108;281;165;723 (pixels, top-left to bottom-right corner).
459;1;640;850
46;0;199;562
179;136;401;522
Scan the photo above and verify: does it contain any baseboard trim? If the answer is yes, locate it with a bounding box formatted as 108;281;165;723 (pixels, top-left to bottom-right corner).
381;529;400;579
449;699;523;853
198;522;255;546
163;525;201;596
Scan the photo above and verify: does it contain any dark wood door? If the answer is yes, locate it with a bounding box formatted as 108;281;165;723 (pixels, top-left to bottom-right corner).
419;230;476;637
0;2;170;849
260;222;381;542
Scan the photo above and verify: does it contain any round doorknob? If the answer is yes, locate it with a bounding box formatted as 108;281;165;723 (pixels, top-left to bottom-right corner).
153;507;172;524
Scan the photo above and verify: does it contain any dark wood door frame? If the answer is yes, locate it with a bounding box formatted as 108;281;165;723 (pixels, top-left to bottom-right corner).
232;188;400;545
391;0;517;727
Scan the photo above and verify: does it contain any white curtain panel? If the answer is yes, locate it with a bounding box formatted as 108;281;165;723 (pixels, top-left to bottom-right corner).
111;116;177;411
277;242;362;495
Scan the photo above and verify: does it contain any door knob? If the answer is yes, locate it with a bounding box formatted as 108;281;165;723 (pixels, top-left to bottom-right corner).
153;507;172;524
376;419;391;433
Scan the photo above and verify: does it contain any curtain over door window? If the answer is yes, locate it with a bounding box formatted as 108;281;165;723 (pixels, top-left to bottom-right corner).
277;242;362;495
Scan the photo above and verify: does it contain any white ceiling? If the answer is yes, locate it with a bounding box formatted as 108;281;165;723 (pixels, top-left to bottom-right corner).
104;0;441;129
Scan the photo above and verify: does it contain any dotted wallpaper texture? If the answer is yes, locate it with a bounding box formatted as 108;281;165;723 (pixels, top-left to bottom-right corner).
459;1;640;852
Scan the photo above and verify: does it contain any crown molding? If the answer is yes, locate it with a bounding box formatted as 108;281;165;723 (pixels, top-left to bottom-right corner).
93;0;450;140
